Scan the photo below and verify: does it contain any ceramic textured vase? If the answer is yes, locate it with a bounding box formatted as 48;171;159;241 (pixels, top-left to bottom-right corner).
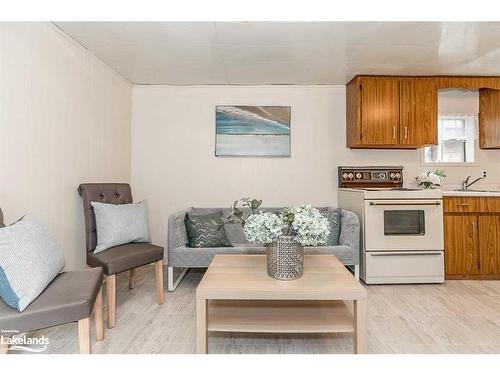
266;235;304;280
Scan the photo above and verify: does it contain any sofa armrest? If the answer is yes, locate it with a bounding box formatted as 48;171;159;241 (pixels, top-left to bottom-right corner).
167;209;189;261
339;209;360;263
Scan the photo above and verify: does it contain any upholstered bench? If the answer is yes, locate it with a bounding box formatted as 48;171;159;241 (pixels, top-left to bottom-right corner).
0;208;104;354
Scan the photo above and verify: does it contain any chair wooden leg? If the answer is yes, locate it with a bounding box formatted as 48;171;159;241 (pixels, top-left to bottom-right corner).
155;260;165;305
107;275;116;329
129;269;135;289
93;287;104;342
78;318;91;354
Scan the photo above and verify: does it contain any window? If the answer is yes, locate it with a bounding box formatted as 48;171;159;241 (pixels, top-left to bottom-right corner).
423;115;477;164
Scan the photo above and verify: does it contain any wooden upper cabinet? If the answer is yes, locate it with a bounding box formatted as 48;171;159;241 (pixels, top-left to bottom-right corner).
479;88;500;149
399;78;438;146
346;75;438;149
437;76;498;90
347;74;500;149
360;77;400;146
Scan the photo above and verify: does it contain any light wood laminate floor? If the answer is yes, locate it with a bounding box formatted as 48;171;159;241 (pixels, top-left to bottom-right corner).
23;265;500;354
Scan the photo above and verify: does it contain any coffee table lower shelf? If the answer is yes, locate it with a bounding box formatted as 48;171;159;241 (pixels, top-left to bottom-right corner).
207;300;354;334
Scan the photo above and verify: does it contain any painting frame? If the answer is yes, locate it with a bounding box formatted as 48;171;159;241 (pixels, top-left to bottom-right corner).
215;105;291;157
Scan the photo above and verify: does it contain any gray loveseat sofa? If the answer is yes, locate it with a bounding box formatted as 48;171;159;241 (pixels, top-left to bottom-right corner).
166;207;360;291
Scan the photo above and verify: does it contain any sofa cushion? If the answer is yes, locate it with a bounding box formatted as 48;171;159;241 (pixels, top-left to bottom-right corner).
0;267;103;333
169;245;266;267
185;211;232;248
319;207;342;246
305;245;358;264
191;207;223;215
223;222;248;245
0;215;65;312
167;244;356;268
91;200;151;254
221;207;283;245
87;242;163;275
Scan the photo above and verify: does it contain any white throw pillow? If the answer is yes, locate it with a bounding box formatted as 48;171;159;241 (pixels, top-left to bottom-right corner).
0;215;65;311
91;200;151;254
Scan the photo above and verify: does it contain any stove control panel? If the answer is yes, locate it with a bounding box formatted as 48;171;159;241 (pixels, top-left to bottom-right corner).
338;166;403;188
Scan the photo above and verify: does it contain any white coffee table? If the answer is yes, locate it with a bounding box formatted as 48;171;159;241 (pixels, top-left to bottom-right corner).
196;254;367;354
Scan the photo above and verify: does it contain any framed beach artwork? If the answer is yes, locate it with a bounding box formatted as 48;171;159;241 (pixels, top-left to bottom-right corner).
215;105;291;157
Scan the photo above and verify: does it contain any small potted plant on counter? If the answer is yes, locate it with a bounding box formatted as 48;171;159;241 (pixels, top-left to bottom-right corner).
416;170;446;189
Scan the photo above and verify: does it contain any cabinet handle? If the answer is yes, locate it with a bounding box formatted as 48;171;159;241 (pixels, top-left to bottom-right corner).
393;126;396;139
456;203;469;207
470;221;475;238
404;126;408;139
478;220;481;269
371;252;442;257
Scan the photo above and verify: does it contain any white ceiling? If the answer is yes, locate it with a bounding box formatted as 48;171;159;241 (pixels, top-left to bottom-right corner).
54;22;500;85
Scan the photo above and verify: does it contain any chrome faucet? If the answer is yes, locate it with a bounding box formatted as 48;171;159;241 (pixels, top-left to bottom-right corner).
462;175;484;190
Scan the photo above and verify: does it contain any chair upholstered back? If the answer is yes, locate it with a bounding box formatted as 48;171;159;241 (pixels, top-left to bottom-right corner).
0;207;4;228
77;183;133;252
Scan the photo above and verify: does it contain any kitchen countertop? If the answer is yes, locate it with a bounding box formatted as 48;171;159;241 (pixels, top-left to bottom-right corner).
442;190;500;197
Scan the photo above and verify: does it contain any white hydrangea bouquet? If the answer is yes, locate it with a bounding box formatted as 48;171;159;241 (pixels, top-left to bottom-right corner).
227;198;330;246
243;211;284;244
416;170;446;189
227;198;331;280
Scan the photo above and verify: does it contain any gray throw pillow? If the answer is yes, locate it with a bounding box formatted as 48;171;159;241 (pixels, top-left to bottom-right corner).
185;211;232;248
91;200;151;254
319;208;342;246
0;215;65;311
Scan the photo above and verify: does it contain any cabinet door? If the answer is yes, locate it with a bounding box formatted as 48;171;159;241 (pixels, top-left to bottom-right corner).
360;77;400;145
479;215;500;275
479;88;500;149
444;214;479;277
400;78;438;146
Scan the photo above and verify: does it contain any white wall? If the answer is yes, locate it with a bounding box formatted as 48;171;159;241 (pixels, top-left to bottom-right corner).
0;23;132;270
131;85;500;248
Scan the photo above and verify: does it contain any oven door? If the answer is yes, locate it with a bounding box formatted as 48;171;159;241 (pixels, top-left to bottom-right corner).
364;199;444;251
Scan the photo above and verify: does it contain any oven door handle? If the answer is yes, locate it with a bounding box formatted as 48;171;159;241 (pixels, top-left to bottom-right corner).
370;252;443;256
368;201;441;206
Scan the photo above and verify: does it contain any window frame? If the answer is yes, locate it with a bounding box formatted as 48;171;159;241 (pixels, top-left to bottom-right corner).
420;114;479;167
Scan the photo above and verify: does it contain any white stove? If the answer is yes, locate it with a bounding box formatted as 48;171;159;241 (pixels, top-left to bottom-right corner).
341;187;443;199
337;167;444;285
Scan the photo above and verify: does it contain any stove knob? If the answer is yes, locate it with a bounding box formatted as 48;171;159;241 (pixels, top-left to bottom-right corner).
390;173;395;179
356;173;362;179
395;173;401;179
342;173;349;179
348;173;354;179
379;172;387;179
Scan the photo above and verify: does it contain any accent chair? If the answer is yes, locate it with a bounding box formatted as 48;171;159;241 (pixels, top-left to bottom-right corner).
77;183;164;329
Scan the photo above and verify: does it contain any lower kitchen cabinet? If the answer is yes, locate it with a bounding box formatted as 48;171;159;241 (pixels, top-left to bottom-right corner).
444;197;500;279
478;215;500;275
444;214;479;277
